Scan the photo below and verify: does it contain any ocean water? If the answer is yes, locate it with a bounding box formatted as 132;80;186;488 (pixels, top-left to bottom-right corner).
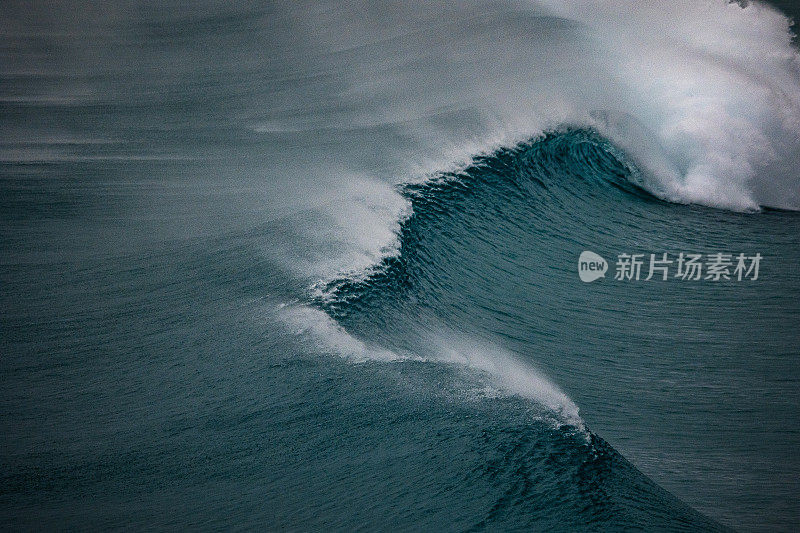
2;1;800;531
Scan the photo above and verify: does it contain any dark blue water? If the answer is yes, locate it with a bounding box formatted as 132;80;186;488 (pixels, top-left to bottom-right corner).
317;130;800;530
2;1;800;531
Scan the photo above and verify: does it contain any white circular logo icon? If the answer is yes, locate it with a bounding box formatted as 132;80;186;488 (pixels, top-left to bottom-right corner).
578;251;607;282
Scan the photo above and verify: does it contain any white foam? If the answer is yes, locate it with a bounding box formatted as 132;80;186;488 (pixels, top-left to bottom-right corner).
259;175;411;286
278;302;412;362
433;336;587;432
279;302;587;431
536;0;800;211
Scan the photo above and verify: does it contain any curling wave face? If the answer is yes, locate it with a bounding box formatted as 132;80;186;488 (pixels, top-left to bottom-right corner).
310;130;800;529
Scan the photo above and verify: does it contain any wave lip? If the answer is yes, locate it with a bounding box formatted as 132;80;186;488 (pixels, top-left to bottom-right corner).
540;0;800;211
434;336;587;433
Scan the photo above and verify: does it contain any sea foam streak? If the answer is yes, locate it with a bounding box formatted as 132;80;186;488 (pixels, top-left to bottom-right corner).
281;302;587;430
434;337;587;433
